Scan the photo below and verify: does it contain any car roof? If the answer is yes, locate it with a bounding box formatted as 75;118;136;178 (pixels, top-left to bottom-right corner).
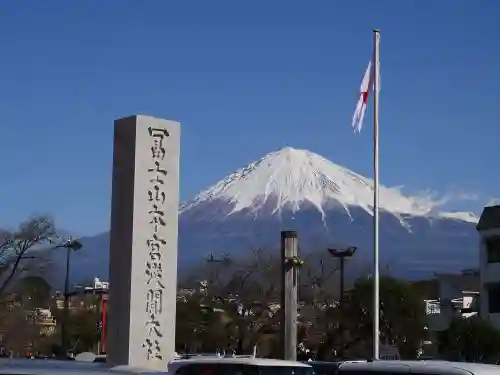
0;359;165;375
338;360;500;375
307;361;366;365
306;362;342;365
168;357;311;372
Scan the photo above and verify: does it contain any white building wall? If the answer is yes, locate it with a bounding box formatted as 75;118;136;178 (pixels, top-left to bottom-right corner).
478;227;500;328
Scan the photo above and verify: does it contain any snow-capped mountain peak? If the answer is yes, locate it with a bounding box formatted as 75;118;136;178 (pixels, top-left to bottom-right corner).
181;147;478;224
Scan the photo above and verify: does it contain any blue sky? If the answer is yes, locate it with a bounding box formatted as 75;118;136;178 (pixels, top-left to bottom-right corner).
0;1;499;235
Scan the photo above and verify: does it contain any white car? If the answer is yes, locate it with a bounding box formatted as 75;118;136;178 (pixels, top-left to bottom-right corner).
336;360;500;375
168;356;313;375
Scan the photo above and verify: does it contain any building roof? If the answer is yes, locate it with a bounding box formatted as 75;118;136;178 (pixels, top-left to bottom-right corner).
436;273;480;294
477;205;500;231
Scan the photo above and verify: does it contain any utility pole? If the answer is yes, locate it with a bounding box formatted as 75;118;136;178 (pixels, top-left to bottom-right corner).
280;230;303;361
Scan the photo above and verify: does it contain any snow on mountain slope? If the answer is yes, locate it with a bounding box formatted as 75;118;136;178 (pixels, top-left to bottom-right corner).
180;147;478;224
438;211;478;223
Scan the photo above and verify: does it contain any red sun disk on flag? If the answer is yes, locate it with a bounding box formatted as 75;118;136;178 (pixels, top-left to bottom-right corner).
362;91;369;104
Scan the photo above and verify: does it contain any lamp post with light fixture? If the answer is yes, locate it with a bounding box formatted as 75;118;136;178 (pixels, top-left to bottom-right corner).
328;246;357;306
328;246;356;359
57;237;83;357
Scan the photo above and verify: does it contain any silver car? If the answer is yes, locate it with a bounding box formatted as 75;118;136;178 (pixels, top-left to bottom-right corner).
167;356;313;375
336;360;500;375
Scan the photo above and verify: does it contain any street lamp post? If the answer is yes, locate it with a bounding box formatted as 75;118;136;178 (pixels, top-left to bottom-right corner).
328;246;356;359
328;246;357;305
57;237;83;357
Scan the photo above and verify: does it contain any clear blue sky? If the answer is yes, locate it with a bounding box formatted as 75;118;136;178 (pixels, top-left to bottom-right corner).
0;1;499;235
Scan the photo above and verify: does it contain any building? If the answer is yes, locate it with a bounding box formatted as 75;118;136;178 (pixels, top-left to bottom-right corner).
31;308;57;337
426;269;480;331
422;270;479;356
53;277;109;312
93;278;109;290
52;293;99;311
477;205;500;328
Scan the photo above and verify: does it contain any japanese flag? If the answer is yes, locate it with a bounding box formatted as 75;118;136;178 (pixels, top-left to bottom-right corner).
352;56;380;133
352;61;374;133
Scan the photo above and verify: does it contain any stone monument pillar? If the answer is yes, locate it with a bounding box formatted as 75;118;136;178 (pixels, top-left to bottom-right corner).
107;115;180;370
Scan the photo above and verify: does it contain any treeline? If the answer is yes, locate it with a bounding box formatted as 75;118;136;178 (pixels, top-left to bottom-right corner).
0;215;100;357
176;250;426;359
1;216;500;362
175;250;500;362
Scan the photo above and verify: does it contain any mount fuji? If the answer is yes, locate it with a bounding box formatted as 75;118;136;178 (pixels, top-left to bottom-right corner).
65;147;480;284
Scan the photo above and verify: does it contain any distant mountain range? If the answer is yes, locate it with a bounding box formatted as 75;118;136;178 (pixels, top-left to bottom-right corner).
50;147;480;288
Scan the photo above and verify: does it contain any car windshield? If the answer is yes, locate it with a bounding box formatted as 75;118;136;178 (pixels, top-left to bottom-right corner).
309;364;340;375
177;362;313;375
257;366;313;375
194;364;313;375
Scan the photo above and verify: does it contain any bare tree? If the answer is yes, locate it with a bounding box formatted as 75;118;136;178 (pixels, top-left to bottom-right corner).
299;253;339;306
219;249;282;354
296;253;341;358
177;249;283;355
0;215;59;296
178;250;344;356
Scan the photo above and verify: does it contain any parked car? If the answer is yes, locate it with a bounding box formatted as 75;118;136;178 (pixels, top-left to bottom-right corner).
305;361;342;375
336;360;500;375
168;356;313;375
305;361;367;375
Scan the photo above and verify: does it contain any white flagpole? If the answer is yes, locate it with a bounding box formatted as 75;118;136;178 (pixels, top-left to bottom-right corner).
372;28;381;361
